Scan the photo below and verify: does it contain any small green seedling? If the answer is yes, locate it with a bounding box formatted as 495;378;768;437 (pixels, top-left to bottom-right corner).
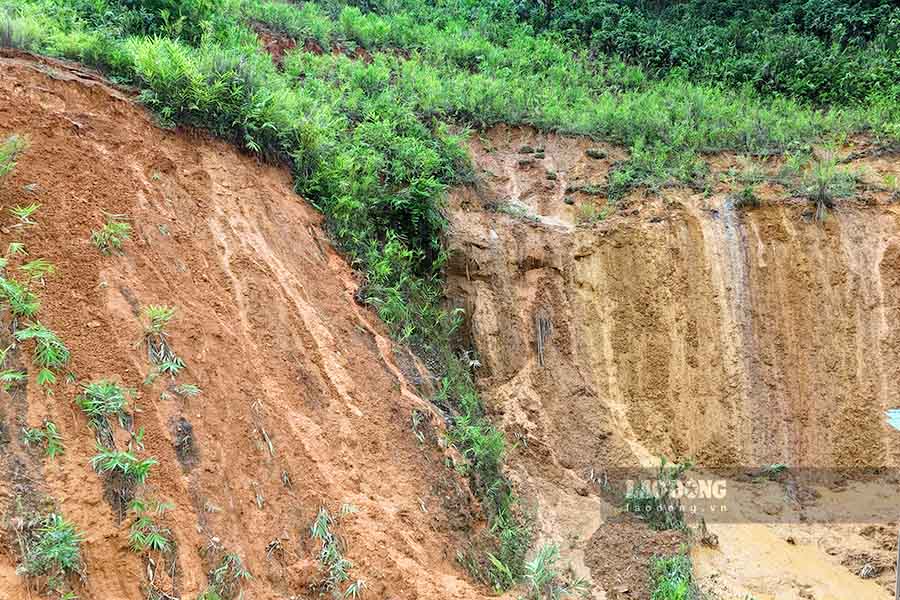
0;344;25;391
0;135;27;180
76;380;132;430
144;305;174;335
762;463;788;480
143;305;184;373
90;445;157;485
91;214;132;254
10;203;40;226
20;513;83;579
14;322;70;387
0;276;40;319
200;552;252;599
128;498;174;554
173;383;201;397
19;258;55;284
23;420;65;458
7;242;26;257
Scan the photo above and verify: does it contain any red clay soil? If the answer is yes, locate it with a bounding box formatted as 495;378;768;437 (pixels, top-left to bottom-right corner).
251;22;297;66
0;50;489;600
251;24;372;66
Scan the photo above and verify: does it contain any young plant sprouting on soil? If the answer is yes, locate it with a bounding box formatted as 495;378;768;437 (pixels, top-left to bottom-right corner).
575;202;610;225
16;513;84;588
7;241;27;257
797;152;859;222
761;463;788;481
310;506;365;597
172;383;201;398
23;420;64;458
0;134;27;180
0;343;26;391
14;321;70;387
199;550;252;600
91;213;132;254
18;258;55;285
649;554;700;600
9;202;40;226
90;445;157;485
624;458;693;531
128;498;174;554
731;185;760;210
142;304;184;375
76;380;132;444
0;275;40;320
522;544;589;600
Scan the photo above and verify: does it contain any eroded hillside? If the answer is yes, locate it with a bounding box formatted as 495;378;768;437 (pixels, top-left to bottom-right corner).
0;52;490;600
445;126;900;599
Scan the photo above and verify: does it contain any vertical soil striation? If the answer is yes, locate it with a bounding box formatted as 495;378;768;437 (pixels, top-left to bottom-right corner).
446;125;900;597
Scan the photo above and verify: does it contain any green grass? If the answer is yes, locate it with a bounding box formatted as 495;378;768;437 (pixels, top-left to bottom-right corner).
522;544;589;600
650;554;700;600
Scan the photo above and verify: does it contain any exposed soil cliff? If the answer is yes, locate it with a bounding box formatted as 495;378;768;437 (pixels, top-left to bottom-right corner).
446;125;900;598
0;52;488;600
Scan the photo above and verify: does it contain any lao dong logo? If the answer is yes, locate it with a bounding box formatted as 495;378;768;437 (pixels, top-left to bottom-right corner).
626;477;727;500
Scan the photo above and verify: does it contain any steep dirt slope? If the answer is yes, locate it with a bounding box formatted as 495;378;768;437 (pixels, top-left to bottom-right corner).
0;51;489;600
446;125;900;598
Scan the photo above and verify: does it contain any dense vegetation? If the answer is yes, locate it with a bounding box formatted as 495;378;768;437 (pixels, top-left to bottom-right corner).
1;0;897;591
516;0;900;108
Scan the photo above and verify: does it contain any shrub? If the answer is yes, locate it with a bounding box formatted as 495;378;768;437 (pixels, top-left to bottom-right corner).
76;380;132;430
90;445;156;485
19;513;84;580
114;0;216;41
